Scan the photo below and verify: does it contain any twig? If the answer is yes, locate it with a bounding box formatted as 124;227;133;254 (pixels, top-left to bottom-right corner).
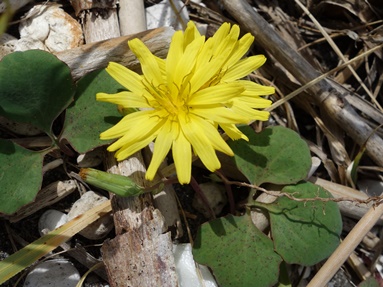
266;44;383;112
216;172;383;207
307;203;383;286
221;0;383;168
294;0;382;111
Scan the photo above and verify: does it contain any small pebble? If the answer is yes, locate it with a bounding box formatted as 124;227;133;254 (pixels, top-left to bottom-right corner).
38;209;68;236
192;182;227;218
67;191;113;240
24;259;80;287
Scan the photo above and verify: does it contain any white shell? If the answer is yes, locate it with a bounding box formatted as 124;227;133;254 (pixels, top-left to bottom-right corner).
173;243;217;287
23;259;80;287
67;191;113;240
18;5;83;52
38;209;68;236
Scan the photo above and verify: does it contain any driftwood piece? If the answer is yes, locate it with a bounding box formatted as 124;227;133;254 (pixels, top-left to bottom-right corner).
101;152;178;287
53;26;174;81
101;209;177;286
222;0;383;168
310;177;383;225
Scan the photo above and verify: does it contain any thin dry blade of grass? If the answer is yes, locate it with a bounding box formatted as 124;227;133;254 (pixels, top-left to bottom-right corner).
266;43;383;112
294;0;382;111
0;200;112;284
307;203;383;286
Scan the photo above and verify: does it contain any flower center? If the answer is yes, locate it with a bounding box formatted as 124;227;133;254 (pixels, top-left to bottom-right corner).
145;81;187;118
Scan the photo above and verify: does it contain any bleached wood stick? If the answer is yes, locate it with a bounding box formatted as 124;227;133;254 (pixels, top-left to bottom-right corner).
310;176;383;225
118;0;147;36
307;203;383;286
54;26;174;81
82;9;120;43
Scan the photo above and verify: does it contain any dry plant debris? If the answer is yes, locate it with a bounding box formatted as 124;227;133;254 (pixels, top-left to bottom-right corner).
0;0;383;286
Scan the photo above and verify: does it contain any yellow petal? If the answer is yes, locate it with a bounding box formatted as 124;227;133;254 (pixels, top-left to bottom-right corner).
210;22;231;51
100;110;155;140
155;56;167;80
107;116;165;151
231;101;270;121
106;62;144;94
114;133;157;161
237;96;272;108
190;115;234;156
97;91;150;108
220;124;249;141
184;21;201;48
146;120;175;180
190;106;249;124
167;30;184;94
128;38;163;87
222;55;266;82
191;27;239;91
211;24;239;61
188;83;244;106
173;130;192;184
239;80;275;96
224;33;254;68
174;36;205;94
189;60;222;94
179;113;221;172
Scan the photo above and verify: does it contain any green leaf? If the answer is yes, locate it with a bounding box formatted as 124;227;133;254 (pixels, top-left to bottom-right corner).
0;50;75;136
0;139;48;214
60;69;123;153
229;126;311;186
267;181;342;266
358;277;380;287
193;214;282;287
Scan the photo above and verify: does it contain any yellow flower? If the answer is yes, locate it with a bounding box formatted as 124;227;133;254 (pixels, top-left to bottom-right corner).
97;21;274;184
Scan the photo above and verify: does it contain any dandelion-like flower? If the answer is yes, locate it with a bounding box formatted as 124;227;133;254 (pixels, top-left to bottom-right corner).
97;21;274;184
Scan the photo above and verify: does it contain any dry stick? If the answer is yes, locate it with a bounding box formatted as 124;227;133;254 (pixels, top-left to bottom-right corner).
307;203;383;287
293;0;382;111
118;0;147;36
267;44;383;112
54;27;174;81
222;0;383;168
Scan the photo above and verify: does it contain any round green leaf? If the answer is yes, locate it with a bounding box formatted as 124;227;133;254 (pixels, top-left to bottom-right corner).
193;214;282;287
60;69;123;153
268;181;342;266
0;50;75;135
229;126;312;186
0;139;47;214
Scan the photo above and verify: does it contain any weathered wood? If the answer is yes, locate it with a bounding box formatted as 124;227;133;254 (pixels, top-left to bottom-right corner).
222;0;383;168
82;9;120;43
53;26;174;80
118;0;147;36
101;152;178;287
101;209;178;287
